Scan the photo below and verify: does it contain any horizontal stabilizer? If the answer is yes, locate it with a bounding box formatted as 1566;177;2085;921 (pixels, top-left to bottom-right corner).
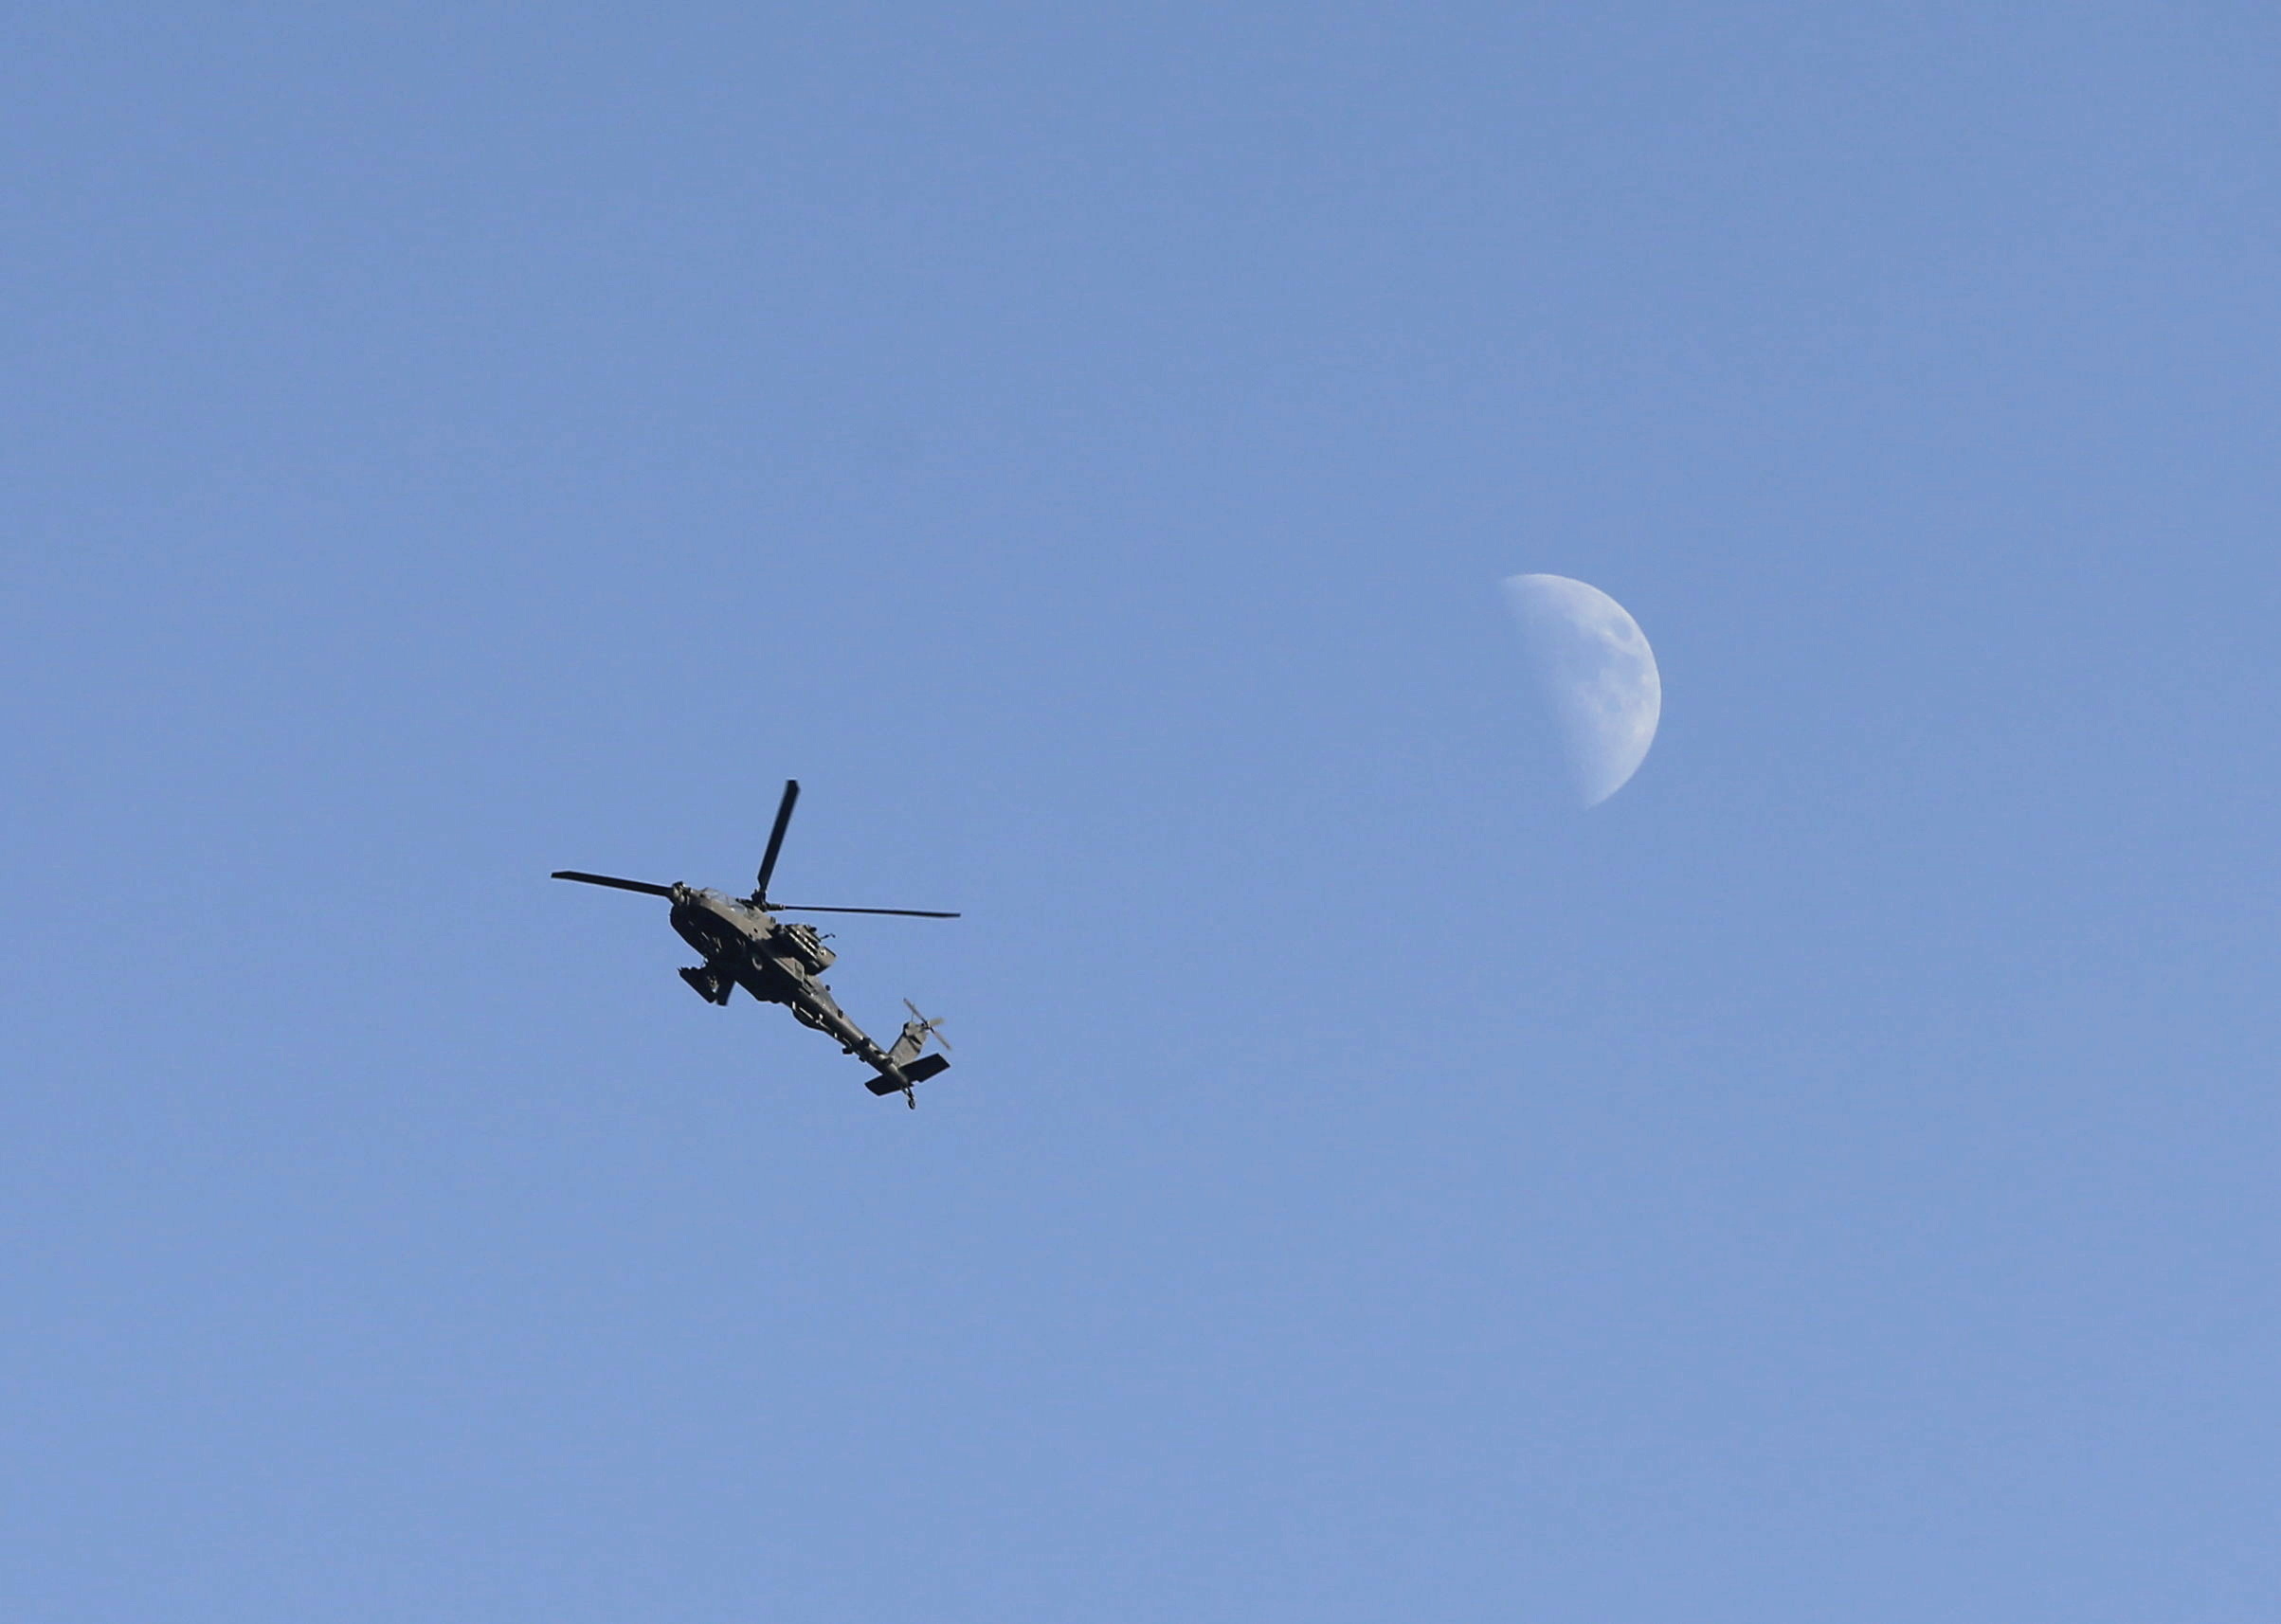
865;1053;950;1095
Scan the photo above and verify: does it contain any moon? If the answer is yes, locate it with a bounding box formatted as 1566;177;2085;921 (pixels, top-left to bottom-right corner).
1501;573;1661;806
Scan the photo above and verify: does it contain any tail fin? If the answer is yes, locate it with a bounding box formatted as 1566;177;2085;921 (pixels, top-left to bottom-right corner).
887;1002;951;1067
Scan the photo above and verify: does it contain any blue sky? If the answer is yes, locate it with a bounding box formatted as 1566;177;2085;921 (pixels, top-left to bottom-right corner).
5;4;2277;1619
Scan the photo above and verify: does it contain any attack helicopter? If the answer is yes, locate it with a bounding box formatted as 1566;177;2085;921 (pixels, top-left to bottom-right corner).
552;780;959;1107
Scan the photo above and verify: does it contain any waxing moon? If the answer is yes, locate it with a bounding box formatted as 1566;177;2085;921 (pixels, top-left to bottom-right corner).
1502;573;1661;807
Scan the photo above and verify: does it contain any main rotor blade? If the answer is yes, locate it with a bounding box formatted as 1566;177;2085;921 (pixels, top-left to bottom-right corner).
754;779;800;900
552;871;677;898
770;904;962;918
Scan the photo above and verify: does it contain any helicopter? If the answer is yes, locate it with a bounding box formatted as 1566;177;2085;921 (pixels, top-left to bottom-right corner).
552;780;959;1108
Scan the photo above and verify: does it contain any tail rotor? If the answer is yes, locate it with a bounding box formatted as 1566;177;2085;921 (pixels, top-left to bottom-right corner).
900;999;952;1055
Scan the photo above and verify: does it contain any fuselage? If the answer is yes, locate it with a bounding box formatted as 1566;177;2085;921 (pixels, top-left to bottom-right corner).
666;888;889;1069
668;888;791;994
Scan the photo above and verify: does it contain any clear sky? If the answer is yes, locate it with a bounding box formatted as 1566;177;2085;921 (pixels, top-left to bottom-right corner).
5;4;2277;1619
